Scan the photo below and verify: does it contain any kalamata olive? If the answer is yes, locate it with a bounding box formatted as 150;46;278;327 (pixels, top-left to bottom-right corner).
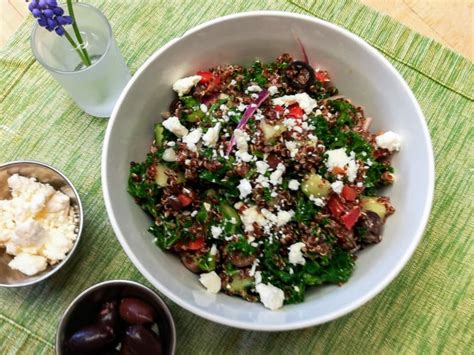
67;324;114;353
97;300;121;333
180;253;201;273
266;154;282;169
229;251;256;268
357;211;382;244
119;298;157;325
285;61;315;89
122;325;163;355
168;196;182;211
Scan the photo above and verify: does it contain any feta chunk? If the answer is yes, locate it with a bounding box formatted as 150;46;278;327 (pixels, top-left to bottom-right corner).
272;93;317;114
276;210;294;226
182;128;203;151
288;179;300;191
331;180;344;194
162;148;177;162
199;271;222;293
12;219;46;250
285;141;299;158
172;75;201;96
288;242;306;266
256;161;269;175
238;179;252;199
162;116;188;137
247;85;262;92
347;159;358;182
269;163;286;185
325;148;350;171
234;129;249;152
202;123;221;147
9;253;48;276
200;104;208;113
375;131;401;151
211;226;222;239
268;85;279;96
256;283;285;310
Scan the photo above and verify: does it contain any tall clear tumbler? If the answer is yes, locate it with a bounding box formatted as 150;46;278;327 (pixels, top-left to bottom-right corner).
31;3;131;117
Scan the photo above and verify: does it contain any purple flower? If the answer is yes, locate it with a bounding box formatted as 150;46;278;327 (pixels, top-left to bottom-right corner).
27;0;73;36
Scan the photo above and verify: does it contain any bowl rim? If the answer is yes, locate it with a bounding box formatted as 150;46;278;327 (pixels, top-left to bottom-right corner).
102;10;435;331
0;160;84;288
55;279;177;355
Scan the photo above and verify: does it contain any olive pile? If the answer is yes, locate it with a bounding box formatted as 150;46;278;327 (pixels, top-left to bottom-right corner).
66;297;163;354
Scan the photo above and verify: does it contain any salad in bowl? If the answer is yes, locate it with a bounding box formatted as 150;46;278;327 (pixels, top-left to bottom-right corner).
127;53;401;311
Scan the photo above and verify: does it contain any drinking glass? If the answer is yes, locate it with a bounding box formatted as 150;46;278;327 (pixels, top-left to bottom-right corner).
31;3;131;117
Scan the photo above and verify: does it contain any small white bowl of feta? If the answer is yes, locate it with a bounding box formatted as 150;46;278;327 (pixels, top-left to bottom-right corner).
0;160;83;287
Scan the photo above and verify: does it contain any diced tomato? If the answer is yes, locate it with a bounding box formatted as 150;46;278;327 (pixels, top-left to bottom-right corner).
196;71;213;84
177;194;193;207
328;195;346;217
186;237;205;250
341;186;358;201
315;71;330;82
175;237;205;251
274;105;284;113
341;207;361;230
288;104;304;119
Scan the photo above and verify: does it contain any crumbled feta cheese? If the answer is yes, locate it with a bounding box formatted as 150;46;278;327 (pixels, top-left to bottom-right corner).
210;244;218;256
285;141;299;158
230;79;237;86
234;129;249;152
308;133;318;142
162;116;188;137
200;104;208;113
347;159;358;182
182;128;203;151
375;131;401;151
325;148;350;171
247;85;262;92
8;253;48;276
237;103;247;112
199;271;221;293
256;161;269;175
288;179;300;191
310;196;326;207
331;180;344;194
240;206;267;232
204;202;211;211
0;174;77;276
288;242;306;265
11;220;46;251
255;271;262;284
276;210;294;226
162;148;177;162
202;123;221;147
269;163;286;185
235;151;253;163
211;226;222;239
272;93;317;114
256;283;285;310
238;179;252;199
268;85;279;96
172;75;201;96
249;260;259;277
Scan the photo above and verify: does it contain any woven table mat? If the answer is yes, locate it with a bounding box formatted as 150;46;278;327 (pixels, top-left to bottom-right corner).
0;0;472;353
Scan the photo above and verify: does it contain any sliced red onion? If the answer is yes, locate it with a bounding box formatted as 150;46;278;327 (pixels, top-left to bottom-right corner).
202;92;218;106
292;31;309;64
226;89;269;155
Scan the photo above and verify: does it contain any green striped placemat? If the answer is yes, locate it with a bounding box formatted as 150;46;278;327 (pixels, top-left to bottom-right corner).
1;0;472;353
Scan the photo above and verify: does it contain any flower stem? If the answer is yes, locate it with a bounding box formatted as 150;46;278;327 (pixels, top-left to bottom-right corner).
67;0;91;66
64;29;88;65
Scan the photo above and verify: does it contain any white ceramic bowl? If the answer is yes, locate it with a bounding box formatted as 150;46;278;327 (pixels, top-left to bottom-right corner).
102;11;434;331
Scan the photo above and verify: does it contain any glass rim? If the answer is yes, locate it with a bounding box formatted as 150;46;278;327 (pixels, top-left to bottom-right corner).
30;2;113;75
